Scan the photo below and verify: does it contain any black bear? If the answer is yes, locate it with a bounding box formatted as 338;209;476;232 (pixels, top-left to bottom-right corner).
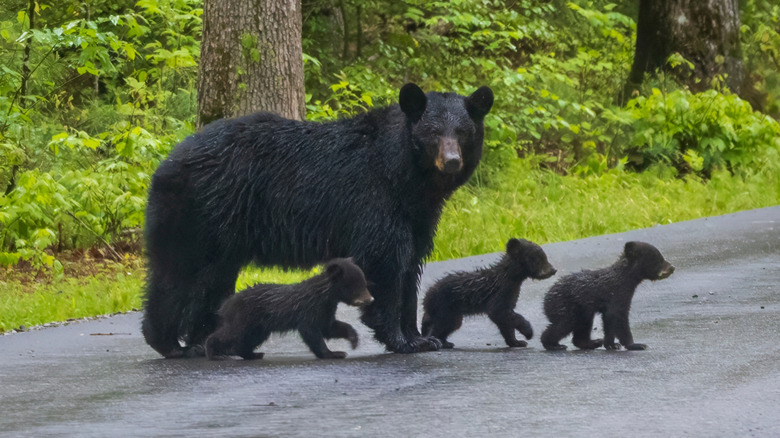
420;238;557;349
205;258;373;360
142;83;494;357
541;241;674;351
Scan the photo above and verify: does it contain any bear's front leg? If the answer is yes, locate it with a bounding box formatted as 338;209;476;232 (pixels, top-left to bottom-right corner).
400;269;442;352
361;265;439;354
510;311;534;340
489;311;528;348
603;310;642;350
300;328;346;359
326;320;359;349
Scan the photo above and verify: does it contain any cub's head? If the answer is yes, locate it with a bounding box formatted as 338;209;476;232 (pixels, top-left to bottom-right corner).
623;241;675;281
399;83;493;184
505;238;557;280
325;258;374;307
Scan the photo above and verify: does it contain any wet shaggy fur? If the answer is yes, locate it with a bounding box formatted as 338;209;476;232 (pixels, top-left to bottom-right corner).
421;238;557;349
142;83;494;357
541;241;675;351
205;258;374;360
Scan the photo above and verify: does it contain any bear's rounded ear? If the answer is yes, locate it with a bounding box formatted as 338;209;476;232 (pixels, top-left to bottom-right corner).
399;83;427;122
326;261;344;280
466;86;494;120
624;241;639;259
506;238;521;254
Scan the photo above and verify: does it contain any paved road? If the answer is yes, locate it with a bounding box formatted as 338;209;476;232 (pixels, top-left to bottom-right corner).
1;207;778;437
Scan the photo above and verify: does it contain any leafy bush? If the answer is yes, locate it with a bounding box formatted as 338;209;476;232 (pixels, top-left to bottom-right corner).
615;88;780;177
0;0;199;270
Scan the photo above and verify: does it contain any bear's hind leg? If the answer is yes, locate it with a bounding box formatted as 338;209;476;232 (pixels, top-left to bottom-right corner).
235;329;269;360
142;301;185;358
572;313;602;350
428;312;462;349
182;259;242;352
541;321;571;351
205;332;231;360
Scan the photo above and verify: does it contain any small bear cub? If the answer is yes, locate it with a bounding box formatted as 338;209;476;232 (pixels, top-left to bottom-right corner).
541;241;674;351
205;258;374;360
421;238;557;349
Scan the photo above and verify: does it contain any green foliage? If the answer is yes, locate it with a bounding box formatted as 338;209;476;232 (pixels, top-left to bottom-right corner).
0;0;200;269
608;87;780;176
741;0;780;117
433;157;780;260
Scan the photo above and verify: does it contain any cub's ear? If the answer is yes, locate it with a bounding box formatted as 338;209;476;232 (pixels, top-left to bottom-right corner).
326;262;344;280
624;241;639;259
506;238;522;255
466;86;494;120
399;83;427;122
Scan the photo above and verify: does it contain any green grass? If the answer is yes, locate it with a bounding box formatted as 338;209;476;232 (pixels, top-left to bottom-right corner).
0;262;316;332
1;159;778;332
0;266;145;332
432;158;780;259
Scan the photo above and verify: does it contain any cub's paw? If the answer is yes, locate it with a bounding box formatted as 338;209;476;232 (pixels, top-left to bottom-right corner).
239;352;265;360
506;339;528;348
627;343;648;351
408;335;442;352
346;327;359;350
518;321;534;340
589;339;604;349
604;341;621;350
320;351;348;359
543;344;567;351
440;340;455;349
183;344;206;358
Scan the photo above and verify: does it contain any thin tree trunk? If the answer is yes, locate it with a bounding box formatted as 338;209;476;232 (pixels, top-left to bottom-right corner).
339;0;349;60
356;4;362;58
20;0;35;101
197;0;305;128
624;0;743;100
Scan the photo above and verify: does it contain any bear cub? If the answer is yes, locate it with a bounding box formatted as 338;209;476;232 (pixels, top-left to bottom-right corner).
421;238;557;349
541;241;674;351
205;258;374;360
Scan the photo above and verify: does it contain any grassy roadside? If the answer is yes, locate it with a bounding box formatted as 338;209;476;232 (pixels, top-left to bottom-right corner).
1;160;778;332
432;159;780;259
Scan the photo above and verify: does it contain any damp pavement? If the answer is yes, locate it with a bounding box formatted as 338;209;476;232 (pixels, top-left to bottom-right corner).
1;206;778;437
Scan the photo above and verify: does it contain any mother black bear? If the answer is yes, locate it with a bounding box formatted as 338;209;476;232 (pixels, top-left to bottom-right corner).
142;83;493;357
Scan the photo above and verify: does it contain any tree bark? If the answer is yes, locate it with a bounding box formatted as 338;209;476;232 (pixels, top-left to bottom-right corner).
624;0;743;99
197;0;305;128
20;0;35;101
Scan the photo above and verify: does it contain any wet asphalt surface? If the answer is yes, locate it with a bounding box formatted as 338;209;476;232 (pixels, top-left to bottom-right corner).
1;206;778;437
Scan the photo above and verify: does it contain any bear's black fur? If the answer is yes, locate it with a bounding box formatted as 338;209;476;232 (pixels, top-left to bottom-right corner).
142;83;494;357
541;241;674;351
204;258;373;360
421;238;557;349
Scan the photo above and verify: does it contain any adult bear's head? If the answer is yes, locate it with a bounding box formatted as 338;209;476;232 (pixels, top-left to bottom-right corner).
400;83;493;180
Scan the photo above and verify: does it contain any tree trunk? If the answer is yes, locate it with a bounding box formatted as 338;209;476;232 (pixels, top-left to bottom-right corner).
624;0;743;99
20;0;35;101
197;0;305;128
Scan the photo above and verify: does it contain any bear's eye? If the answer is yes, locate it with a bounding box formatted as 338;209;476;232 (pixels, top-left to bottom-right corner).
455;126;474;137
